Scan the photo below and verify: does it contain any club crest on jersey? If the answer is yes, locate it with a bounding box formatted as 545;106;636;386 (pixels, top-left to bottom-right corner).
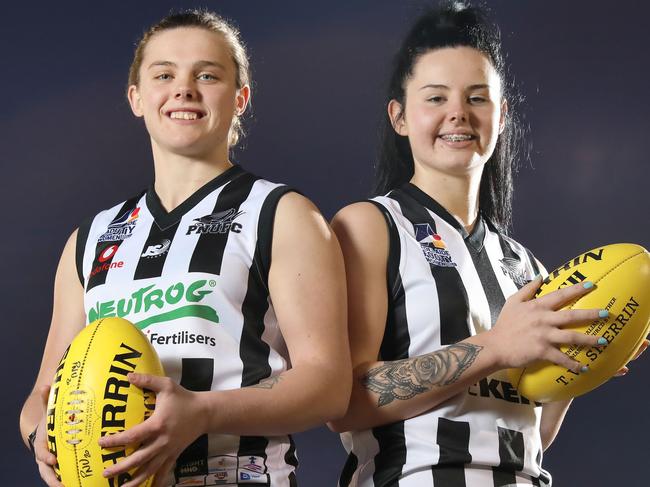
98;207;140;243
414;223;456;267
499;257;528;286
141;239;171;258
186;208;244;235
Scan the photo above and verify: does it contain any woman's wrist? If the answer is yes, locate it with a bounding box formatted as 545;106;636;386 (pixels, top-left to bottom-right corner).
471;330;506;372
194;390;219;436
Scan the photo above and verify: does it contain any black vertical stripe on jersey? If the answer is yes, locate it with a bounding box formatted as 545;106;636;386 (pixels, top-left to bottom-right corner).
133;221;179;280
366;199;410;486
175;358;214;478
75;216;92;286
465;219;506;326
339;452;358;487
431;418;471;486
367;201;409;360
255;185;295;285
372;423;408;487
189;172;258;275
238;220;273;471
391;188;471;345
284;435;299;487
492;426;524;486
86;195;143;292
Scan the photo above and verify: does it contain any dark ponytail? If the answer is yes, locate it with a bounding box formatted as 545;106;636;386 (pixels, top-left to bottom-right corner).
374;1;527;232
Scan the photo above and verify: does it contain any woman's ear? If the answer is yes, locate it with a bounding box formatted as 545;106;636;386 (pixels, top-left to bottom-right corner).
127;85;144;118
235;85;251;116
388;99;407;136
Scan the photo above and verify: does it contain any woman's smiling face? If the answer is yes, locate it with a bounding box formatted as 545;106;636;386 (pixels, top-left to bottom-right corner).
128;27;249;159
390;46;505;179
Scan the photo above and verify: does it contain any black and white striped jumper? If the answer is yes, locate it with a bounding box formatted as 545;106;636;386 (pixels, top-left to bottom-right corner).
77;165;298;486
339;183;551;487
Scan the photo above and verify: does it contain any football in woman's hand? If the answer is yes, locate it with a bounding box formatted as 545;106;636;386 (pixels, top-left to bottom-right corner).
509;243;650;402
46;317;164;486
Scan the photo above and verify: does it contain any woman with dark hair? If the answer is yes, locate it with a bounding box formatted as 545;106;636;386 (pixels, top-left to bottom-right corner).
20;10;351;487
330;3;608;486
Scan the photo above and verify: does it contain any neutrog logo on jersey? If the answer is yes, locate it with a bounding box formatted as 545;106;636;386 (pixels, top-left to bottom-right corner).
98;207;140;243
87;279;220;329
414;223;456;267
186;208;243;235
141;239;171;258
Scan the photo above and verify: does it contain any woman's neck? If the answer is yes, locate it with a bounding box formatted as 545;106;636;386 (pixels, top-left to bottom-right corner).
410;167;482;233
150;143;233;212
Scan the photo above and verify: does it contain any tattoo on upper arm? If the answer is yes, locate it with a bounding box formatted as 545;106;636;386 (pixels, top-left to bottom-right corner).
250;375;282;390
361;342;483;407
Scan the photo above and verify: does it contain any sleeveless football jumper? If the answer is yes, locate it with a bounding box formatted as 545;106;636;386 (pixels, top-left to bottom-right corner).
339;183;551;487
76;165;298;486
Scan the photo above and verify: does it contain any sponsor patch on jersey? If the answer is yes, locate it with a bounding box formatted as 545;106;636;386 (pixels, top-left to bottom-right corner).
141;239;171;258
186;208;244;235
414;223;456;267
98;207;140;243
146;330;217;347
205;469;236;484
209;456;238;471
238;469;267;483
98;244;119;262
87;279;220;329
89;259;124;278
499;256;528;286
239;456;265;473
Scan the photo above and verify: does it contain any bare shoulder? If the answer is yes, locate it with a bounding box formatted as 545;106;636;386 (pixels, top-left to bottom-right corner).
331;201;389;265
275;191;325;224
332;201;386;231
272;191;333;246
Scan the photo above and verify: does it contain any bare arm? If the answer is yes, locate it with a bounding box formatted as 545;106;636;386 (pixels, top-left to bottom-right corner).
197;191;351;434
328;202;605;433
540;399;573;450
20;230;86;443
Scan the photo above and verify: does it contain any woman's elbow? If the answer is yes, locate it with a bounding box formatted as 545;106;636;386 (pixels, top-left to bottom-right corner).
327;415;352;434
316;366;352;425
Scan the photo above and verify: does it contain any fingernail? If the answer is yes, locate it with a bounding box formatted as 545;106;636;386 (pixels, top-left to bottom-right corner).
583;281;594;289
597;337;608;346
598;309;609;318
580;365;590;373
534;273;542;281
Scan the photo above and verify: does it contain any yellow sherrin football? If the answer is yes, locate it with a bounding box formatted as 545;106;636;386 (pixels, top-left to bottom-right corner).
508;243;650;402
46;317;164;486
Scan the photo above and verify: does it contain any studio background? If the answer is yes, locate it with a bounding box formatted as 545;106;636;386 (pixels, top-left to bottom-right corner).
2;1;648;485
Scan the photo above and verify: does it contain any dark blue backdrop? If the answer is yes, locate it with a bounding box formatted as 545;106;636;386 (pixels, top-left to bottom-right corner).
3;1;648;485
